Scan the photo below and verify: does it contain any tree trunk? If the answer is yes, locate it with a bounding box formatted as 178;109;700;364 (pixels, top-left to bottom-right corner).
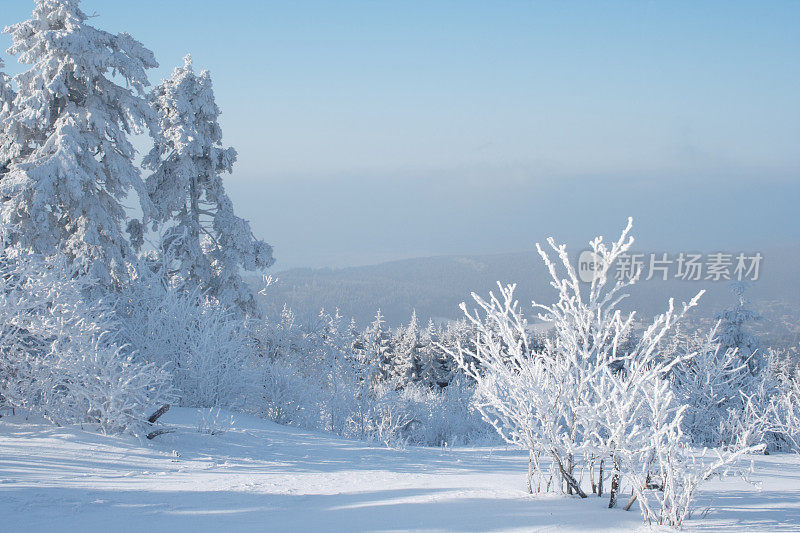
624;493;637;511
566;454;574;495
527;449;534;494
146;428;173;440
608;460;620;508
597;459;604;497
148;404;170;424
553;452;587;498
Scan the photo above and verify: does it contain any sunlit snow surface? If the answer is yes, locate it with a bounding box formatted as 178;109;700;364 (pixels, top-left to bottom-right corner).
1;408;798;532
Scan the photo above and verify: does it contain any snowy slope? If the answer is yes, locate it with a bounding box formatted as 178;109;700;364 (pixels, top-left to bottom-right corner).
1;408;799;533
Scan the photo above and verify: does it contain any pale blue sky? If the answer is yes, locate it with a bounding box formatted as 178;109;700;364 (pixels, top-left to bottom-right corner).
2;1;799;268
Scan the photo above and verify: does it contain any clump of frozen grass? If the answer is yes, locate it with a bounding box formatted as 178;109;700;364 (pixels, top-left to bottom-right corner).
197;407;234;436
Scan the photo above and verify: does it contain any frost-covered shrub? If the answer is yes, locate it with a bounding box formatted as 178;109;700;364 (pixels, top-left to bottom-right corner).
670;286;782;451
115;264;255;409
391;379;491;446
256;312;380;439
0;245;173;435
671;327;763;447
450;219;762;526
257;358;318;427
720;348;800;454
62;333;174;435
771;361;800;451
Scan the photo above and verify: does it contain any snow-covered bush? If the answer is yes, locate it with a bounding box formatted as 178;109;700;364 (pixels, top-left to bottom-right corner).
393;378;491;446
258;357;319;427
257;307;387;441
770;362;800;451
115;263;255;409
670;284;782;450
450;219;762;526
0;244;173;435
591;319;762;525
61;333;174;435
724;349;800;454
625;379;758;526
671;327;757;446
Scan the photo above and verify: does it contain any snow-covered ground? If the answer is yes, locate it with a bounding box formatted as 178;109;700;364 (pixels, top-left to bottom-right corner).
1;408;799;533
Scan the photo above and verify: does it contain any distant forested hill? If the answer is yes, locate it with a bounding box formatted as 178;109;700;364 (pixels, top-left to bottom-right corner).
253;246;800;343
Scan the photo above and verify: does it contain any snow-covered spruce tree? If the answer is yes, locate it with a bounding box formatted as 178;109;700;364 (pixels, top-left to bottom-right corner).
316;309;357;434
350;310;390;436
441;320;473;385
671;327;754;446
390;311;421;387
144;56;273;315
0;0;156;283
419;318;448;388
360;309;393;384
715;282;762;374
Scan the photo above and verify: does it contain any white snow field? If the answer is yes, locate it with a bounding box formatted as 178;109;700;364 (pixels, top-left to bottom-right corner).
1;408;799;533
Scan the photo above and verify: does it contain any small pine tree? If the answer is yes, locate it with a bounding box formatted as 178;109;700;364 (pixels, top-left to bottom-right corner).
144;56;273;314
390;311;421;387
419;318;450;388
672;328;753;446
715;282;763;374
362;310;393;383
0;0;157;283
